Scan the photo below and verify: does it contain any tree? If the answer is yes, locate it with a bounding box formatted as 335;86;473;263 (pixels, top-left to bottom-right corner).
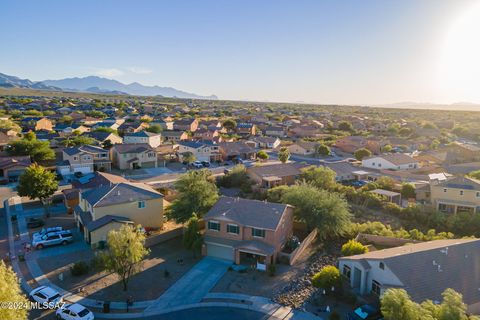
381;144;393;153
182;152;196;164
281;183;351;238
61;135;95;147
101;224;149;291
167;170;219;223
222;119;237;131
257;150;269;161
376;176;396;191
8;132;55;162
299;166;337;190
315;143;331;156
354;148;372;161
0;119;21;133
312;265;341;293
17;164;58;216
146;124;162;133
341;240;368;256
103;139;113;149
381;289;422;320
0;260;29;320
338;121;353;132
278;147;290;163
401;183;416;199
59;115;73;124
468;170;480;180
183;214;203;258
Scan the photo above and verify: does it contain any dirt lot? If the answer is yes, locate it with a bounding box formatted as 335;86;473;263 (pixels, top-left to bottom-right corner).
211;244;318;298
37;237;199;302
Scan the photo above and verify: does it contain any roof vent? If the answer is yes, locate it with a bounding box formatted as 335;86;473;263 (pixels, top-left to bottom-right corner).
432;260;437;266
117;190;121;196
437;265;442;272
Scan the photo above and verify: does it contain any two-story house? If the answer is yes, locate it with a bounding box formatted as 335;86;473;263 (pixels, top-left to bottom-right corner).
362;154;419;170
430;176;480;214
21;117;53;132
203;196;294;270
117;122;149;136
247;163;310;188
57;145;111;177
162;130;189;142
173;118;198;132
74;181;164;246
177;141;221;163
123;131;162;148
111;143;157;170
236;123;256;137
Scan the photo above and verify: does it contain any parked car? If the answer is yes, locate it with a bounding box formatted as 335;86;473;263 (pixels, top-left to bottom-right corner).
201;161;211;167
56;303;94;320
347;304;382;320
27;217;45;229
29;286;63;305
32;227;64;240
350;180;368;187
192;161;203;168
32;230;73;249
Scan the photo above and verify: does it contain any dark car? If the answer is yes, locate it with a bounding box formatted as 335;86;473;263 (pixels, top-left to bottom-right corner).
201;161;210;167
347;304;382;320
27;218;45;229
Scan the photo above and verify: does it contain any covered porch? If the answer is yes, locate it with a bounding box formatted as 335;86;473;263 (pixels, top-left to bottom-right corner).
234;240;275;271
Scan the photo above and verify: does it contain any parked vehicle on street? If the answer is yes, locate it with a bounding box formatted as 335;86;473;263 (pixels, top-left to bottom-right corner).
192;161;203;168
32;230;73;249
347;304;382;320
32;226;63;240
201;161;211;167
29;286;63;305
56;303;94;320
27;217;45;229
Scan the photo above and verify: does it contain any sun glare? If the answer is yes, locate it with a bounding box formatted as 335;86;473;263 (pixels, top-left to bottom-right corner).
437;2;480;102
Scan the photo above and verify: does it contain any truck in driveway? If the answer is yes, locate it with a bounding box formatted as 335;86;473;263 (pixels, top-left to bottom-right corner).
32;230;73;249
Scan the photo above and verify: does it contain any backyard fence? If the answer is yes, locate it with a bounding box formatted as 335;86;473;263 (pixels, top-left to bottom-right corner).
278;228;318;266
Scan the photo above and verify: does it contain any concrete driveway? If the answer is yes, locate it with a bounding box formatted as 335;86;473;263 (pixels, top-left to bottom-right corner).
144;257;231;314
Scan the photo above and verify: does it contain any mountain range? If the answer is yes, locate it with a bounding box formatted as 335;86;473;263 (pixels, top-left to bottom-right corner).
0;72;217;99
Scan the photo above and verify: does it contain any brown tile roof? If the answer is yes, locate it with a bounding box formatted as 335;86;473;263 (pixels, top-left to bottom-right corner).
247;163;310;179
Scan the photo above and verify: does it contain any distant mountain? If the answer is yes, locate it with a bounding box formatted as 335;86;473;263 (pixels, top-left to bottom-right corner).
374;101;480;111
84;87;128;95
42;76;217;99
0;72;60;91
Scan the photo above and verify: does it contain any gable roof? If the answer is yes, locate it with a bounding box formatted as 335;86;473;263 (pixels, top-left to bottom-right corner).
63;145;107;156
365;153;417;165
341;239;480;305
82;182;162;207
436;176;480;191
124;131;159;138
0;156;31;170
113;143;153;154
247;162;310;178
205;196;291;231
86;215;133;231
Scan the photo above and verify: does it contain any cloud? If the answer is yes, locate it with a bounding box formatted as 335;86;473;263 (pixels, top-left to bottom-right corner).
95;68;124;78
126;67;153;74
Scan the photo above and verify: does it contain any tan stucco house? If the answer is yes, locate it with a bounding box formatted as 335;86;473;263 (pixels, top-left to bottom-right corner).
111;143;157;170
430;176;480;214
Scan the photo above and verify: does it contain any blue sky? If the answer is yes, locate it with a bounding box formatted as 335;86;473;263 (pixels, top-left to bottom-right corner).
1;0;479;104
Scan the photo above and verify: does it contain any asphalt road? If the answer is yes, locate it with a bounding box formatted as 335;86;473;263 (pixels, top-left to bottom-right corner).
145;306;280;320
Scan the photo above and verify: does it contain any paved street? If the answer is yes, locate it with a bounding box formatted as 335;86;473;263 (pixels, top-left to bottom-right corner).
145;306;281;320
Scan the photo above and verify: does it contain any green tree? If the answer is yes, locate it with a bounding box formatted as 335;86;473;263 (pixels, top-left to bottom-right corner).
278;147;290;163
266;185;290;203
167;170;219;223
101;224;150;291
341;239;368;256
281;183;351;238
17;164;58;216
299;166;337;190
437;289;469;320
401;183;416;199
376;176;396;191
315;143;331;156
354;148;372;161
338;121;353;132
311;265;341;293
222;119;237;131
381;289;422;320
0;260;29;320
59;115;74;124
182;151;196;164
468;170;480;180
8;132;55;162
183;214;203;258
257;150;269;161
62;135;95;147
381;144;393;153
0;119;21;133
146;124;162;133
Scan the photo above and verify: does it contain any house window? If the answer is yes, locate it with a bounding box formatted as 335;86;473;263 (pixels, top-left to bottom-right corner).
443;188;447;193
477;192;480;198
227;224;239;235
208;221;220;231
372;162;375;166
438;203;448;212
372;280;381;295
343;265;351;279
460;190;464;196
138;201;146;209
73;156;78;161
252;228;265;238
378;163;382;167
379;262;385;270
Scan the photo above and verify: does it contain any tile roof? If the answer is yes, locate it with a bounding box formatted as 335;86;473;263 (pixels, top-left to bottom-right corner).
63;145;107;156
124;131;159;138
365;153;418;165
205;196;291;231
82;182;162;207
247;163;310;179
0;156;31;170
113;143;153;154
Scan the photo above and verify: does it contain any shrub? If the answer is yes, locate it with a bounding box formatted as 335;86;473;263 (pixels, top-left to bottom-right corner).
90;255;105;271
341;240;368;256
71;261;89;276
312;265;340;292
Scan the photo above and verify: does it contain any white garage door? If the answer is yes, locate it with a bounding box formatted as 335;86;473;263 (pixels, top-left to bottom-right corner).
206;243;234;261
73;166;92;174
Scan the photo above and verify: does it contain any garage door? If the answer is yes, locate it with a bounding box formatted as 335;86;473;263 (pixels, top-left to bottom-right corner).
206;243;234;261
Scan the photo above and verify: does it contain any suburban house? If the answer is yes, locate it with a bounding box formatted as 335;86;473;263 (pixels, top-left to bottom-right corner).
173;118;198;132
287;141;319;156
247;163;309;188
123;131;162;148
0;130;19;151
335;136;381;154
74;181;164;246
430;176;480;214
57;145;111;177
264;126;285;137
324;162;358;182
162;130;189;142
111;143;157;170
289;125;323;138
203;196;294;270
362;154;419;170
117;122;149;135
177;141;221;163
192;128;220;142
247;136;281;149
21;117;53;132
338;239;480;314
236;123;256;137
84;131;123;145
0;156;32;182
55;123;90;135
445;142;480;163
218;142;257;161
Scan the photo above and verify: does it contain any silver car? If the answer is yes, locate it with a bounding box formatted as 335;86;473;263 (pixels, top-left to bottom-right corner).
32;230;73;249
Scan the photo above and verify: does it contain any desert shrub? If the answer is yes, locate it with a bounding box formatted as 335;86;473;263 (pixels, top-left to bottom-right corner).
312;265;340;292
341;240;368;256
71;261;89;276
